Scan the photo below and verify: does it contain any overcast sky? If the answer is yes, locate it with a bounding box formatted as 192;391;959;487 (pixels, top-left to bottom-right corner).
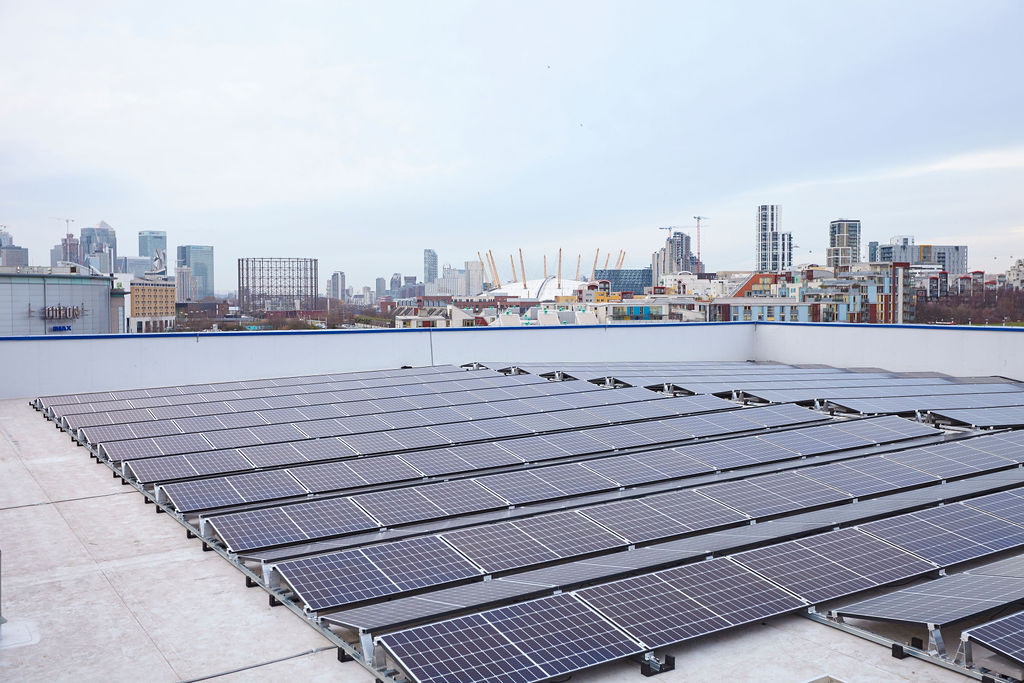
1;1;1022;292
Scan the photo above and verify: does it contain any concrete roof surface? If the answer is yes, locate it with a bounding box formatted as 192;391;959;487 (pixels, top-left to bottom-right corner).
0;396;974;682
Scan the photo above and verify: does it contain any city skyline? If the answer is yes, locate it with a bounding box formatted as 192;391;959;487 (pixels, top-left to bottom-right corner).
1;2;1022;290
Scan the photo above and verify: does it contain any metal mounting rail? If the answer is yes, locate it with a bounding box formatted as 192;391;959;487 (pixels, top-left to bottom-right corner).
801;609;1011;682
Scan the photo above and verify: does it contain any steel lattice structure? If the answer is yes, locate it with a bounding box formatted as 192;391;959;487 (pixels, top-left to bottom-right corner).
237;258;319;314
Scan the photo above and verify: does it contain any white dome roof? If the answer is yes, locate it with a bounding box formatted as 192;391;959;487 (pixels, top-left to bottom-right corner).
485;277;585;300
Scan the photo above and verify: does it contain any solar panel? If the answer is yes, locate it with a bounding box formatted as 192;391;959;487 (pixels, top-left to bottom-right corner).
513;511;627;559
285;460;368;493
577;499;692;542
441;524;561;572
580;455;676;486
964;610;1024;667
449;442;525;469
696;471;850;518
834;573;1024;627
380;613;549;683
346;456;424;485
576;572;731;648
628;449;719;478
416;479;510;517
858;503;1024;566
123;455;199;483
281;497;381;537
275;550;402;610
184;450;255;477
884;442;1016;479
965;489;1024;526
476;594;643;678
238;443;302;467
351;488;447;526
530;463;619;496
642;489;750;530
797;457;938;497
931;406;1024;427
731;528;937;604
477;470;564;504
359;536;482;591
208;506;308;551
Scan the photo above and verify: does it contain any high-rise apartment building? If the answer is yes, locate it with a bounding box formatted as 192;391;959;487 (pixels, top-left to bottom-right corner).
868;241;880;262
878;236;969;274
424;249;438;284
175;265;196;302
652;230;702;286
826;219;862;270
57;234;81;265
176;245;215;299
329;271;346;301
139;231;167;260
754;205;793;273
465;260;485;295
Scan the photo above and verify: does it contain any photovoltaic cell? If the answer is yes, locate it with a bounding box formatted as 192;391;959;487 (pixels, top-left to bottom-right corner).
381;613;549;683
731;528;937;604
480;594;643;678
834;573;1024;627
359;536;482;591
858;503;1024;566
965;611;1024;667
441;524;561;573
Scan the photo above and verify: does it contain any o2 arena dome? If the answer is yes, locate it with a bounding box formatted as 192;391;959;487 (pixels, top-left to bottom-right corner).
483;276;586;300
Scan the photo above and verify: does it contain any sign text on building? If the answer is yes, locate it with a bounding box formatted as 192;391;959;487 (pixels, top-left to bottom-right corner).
43;305;81;320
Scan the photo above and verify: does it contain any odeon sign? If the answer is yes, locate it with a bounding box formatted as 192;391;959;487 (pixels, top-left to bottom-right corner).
43;305;81;320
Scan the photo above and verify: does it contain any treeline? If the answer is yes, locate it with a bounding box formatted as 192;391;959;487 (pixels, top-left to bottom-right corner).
915;289;1024;325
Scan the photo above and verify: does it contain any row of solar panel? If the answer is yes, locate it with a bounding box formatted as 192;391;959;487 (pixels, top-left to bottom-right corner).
679;376;957;395
488;361;791;374
267;429;1021;612
195;413;937;552
932;405;1024;428
111;395;746;466
103;393;744;463
325;468;1024;635
50;368;533;419
152;402;825;512
375;488;1024;683
64;372;604;433
36;363;463;407
828;392;1024;416
81;384;675;446
744;382;1024;405
593;371;898;387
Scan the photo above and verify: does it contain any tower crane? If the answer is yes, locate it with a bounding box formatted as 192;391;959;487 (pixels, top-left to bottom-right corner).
693;216;708;274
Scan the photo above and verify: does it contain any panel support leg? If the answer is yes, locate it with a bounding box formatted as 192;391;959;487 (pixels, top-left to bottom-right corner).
638;652;675;677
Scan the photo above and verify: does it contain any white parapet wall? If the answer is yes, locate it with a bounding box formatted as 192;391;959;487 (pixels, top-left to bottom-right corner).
754;323;1024;381
2;322;1022;400
0;323;757;399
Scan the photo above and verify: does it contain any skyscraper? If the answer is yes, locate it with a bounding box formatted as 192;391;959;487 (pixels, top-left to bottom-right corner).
424;249;438;284
329;271;346;301
177;245;215;299
80;221;117;265
652;230;703;285
755;205;793;273
826;219;862;270
139;231;167;260
389;273;402;295
375;277;386;299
